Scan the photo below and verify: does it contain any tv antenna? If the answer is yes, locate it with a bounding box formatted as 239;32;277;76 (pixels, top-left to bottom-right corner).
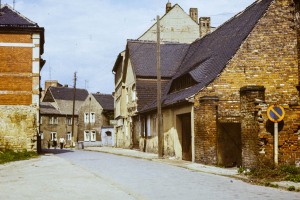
13;0;15;10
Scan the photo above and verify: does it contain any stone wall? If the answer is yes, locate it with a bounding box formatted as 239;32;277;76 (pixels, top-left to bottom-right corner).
0;106;37;151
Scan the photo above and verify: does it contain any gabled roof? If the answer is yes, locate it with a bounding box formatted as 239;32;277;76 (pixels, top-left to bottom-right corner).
40;102;60;115
138;4;198;41
140;0;274;112
0;4;38;27
92;93;114;111
128;40;190;78
47;86;89;101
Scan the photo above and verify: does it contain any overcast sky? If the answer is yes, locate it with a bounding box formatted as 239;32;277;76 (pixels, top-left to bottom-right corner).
2;0;256;94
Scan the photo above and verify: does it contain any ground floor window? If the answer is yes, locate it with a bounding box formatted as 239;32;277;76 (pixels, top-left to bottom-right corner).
84;130;96;142
67;132;72;141
91;130;96;142
50;132;57;141
84;130;90;142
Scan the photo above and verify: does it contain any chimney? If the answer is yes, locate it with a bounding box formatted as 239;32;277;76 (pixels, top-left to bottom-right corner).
166;2;172;13
64;84;68;87
199;17;211;38
189;8;198;23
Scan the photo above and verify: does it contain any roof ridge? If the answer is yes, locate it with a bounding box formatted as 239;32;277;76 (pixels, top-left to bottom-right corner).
0;4;38;27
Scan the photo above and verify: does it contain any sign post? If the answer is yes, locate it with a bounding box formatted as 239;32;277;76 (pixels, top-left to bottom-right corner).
267;105;285;166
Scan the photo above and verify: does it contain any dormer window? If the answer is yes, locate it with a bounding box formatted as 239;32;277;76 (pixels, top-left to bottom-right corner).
169;74;197;93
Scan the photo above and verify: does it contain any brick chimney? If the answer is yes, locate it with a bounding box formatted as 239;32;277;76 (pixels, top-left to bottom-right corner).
189;8;198;23
166;2;172;13
199;17;211;38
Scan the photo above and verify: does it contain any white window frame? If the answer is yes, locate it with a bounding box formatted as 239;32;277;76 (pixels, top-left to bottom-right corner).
49;116;58;125
67;132;72;141
84;113;89;124
40;116;43;124
67;117;72;126
84;130;90;142
50;132;57;141
90;112;95;123
40;132;44;140
147;115;151;137
91;130;96;142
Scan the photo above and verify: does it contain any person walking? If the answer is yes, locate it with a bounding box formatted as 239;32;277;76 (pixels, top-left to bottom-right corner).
59;137;65;149
53;138;57;149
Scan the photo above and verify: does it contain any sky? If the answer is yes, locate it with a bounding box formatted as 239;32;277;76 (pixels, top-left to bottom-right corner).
1;0;256;94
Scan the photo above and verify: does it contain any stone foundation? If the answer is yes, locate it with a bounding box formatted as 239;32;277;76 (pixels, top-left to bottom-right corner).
0;106;38;151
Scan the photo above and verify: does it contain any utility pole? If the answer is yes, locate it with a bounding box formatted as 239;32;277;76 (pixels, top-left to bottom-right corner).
71;72;77;147
157;15;164;158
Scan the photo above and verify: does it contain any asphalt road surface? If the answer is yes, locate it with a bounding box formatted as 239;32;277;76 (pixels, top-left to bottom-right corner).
0;149;299;200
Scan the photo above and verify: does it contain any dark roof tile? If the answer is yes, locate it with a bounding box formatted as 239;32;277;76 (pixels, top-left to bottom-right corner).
0;5;38;27
49;87;89;101
92;93;114;111
128;40;190;78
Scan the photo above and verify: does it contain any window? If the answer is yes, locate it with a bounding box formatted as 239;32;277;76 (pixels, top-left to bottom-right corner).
84;130;90;142
147;115;151;137
49;116;58;125
126;88;129;103
67;117;72;126
90;112;95;123
40;132;44;140
91;130;96;142
169;74;197;93
50;132;57;141
132;84;136;102
106;131;112;137
67;132;72;141
84;113;89;124
40;116;43;124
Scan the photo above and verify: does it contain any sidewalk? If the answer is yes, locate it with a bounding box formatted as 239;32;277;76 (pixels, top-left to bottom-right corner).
85;146;300;191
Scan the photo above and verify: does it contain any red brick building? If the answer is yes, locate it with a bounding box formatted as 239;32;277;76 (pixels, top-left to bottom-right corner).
0;4;45;151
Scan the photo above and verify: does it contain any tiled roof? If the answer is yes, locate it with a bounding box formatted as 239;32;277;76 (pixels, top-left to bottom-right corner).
162;0;274;107
40;102;60;115
92;93;114;111
139;0;273;112
136;79;170;111
49;87;89;101
128;40;190;78
0;5;38;27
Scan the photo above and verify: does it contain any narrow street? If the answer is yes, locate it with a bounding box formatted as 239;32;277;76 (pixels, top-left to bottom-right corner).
0;149;299;200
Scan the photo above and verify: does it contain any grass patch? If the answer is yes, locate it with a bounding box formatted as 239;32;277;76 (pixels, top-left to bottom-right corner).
0;149;38;164
242;157;300;184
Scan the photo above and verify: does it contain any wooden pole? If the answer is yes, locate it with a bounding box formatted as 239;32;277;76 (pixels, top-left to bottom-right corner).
71;72;77;147
157;15;164;158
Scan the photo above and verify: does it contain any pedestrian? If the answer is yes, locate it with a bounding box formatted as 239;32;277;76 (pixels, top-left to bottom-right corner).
53;138;57;149
59;137;65;149
47;139;51;149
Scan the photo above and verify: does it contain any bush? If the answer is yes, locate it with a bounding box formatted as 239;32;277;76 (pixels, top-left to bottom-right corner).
0;149;38;164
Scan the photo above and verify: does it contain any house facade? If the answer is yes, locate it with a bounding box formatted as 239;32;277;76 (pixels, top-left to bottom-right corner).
113;2;207;150
0;5;45;151
116;0;300;167
77;93;114;147
41;86;88;148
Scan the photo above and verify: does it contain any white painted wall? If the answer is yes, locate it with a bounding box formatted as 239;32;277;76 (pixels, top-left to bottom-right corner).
139;5;199;43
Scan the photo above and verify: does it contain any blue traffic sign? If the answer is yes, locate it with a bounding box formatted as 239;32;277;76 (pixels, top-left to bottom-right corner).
267;105;285;122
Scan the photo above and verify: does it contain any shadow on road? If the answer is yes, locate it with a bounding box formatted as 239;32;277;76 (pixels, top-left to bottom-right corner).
41;148;75;155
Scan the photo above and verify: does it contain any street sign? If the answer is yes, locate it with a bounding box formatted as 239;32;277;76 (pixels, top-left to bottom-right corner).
267;105;285;123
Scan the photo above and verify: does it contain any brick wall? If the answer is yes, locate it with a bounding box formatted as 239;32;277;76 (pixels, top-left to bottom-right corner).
194;96;218;164
194;0;300;166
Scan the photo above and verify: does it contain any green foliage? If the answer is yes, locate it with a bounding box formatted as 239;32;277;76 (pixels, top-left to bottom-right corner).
288;186;296;191
0;149;38;164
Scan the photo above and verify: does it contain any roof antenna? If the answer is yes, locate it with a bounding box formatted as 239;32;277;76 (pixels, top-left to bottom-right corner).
13;0;15;10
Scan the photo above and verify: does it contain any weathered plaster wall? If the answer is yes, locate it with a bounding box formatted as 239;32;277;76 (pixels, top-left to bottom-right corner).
0;106;37;151
139;5;199;43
